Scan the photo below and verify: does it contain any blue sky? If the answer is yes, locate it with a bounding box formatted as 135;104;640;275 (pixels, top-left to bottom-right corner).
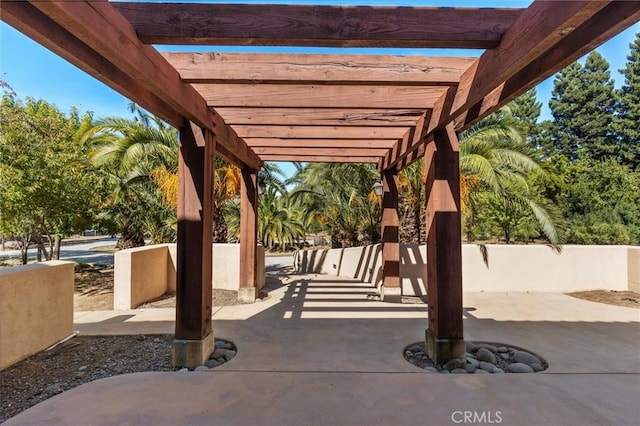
0;0;638;177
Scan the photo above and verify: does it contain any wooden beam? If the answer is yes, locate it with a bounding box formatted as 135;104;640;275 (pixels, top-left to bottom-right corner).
194;84;446;109
232;125;409;140
175;122;214;363
245;138;397;149
425;123;464;364
456;0;640;130
11;1;259;170
381;168;400;300
388;1;640;171
253;147;389;157
427;0;620;135
259;155;381;163
164;52;475;85
116;3;522;48
0;2;183;127
216;108;425;127
239;167;258;303
382;112;428;170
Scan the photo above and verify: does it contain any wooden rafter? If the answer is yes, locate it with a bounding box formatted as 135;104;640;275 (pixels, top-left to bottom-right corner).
245;139;397;149
253;147;389;157
259;155;382;163
1;1;261;170
115;2;522;48
214;108;424;127
194;84;446;109
384;0;640;171
231;125;409;140
163;53;475;85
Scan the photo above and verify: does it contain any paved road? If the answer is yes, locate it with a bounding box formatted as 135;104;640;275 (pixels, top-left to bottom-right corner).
0;238;118;265
1;239;294;268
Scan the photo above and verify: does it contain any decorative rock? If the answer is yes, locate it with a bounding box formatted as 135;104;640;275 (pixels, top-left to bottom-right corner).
443;357;466;371
476;348;497;364
530;363;544;372
498;346;509;353
464;363;477;373
507;363;534;373
499;353;511;361
492;368;505;374
466;357;480;368
474;369;489;374
177;368;189;373
211;348;228;359
405;350;413;357
224;343;234;350
451;368;468;374
214;341;227;350
475;344;498;353
513;351;541;366
466;352;476;359
424;366;438;373
408;344;423;353
466;342;477;352
224;350;237;361
194;366;209;371
440;369;450;374
215;358;225;364
479;361;496;373
206;359;221;368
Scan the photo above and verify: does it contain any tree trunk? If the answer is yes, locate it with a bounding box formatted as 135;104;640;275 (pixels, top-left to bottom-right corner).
53;235;61;260
212;208;228;243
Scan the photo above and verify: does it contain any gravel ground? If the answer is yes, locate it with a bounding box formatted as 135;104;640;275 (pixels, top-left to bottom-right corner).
0;335;174;422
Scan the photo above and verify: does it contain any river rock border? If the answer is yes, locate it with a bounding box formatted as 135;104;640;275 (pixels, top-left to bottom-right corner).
177;338;237;372
404;341;548;374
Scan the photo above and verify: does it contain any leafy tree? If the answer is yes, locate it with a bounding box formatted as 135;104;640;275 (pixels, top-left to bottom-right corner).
551;158;640;244
615;31;640;169
0;92;101;263
547;52;617;161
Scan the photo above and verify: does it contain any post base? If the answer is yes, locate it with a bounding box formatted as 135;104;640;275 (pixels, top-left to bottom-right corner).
425;328;465;365
172;331;214;368
238;287;257;303
381;286;402;303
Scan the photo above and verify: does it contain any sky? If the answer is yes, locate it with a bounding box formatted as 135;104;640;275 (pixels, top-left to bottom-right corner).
0;1;638;177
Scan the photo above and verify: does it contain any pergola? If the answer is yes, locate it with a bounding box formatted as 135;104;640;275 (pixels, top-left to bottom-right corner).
3;1;638;368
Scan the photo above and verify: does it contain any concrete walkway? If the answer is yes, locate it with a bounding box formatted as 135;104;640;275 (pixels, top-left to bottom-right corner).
7;272;640;425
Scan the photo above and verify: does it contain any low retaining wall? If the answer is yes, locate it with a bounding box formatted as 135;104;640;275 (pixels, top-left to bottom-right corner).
295;244;640;295
0;261;74;370
114;244;265;310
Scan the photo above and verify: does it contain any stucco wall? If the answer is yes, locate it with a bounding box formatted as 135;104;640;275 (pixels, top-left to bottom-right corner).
628;247;640;293
115;244;266;309
114;245;169;310
296;244;637;294
0;261;74;370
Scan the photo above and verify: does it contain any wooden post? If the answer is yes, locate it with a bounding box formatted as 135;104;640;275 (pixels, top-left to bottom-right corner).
173;121;215;368
381;167;401;302
424;123;465;364
239;167;258;303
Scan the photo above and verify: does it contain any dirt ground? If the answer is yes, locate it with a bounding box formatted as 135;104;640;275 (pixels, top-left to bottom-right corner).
566;289;640;309
73;264;254;311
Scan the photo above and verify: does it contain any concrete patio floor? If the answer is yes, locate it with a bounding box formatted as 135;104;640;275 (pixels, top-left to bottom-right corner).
6;272;640;425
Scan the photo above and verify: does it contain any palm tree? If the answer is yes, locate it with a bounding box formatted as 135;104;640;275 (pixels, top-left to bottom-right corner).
289;163;380;247
459;108;565;246
82;106;178;248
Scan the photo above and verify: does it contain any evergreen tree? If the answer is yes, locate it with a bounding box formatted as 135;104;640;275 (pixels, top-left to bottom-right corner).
509;88;542;139
615;32;640;169
548;52;616;161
